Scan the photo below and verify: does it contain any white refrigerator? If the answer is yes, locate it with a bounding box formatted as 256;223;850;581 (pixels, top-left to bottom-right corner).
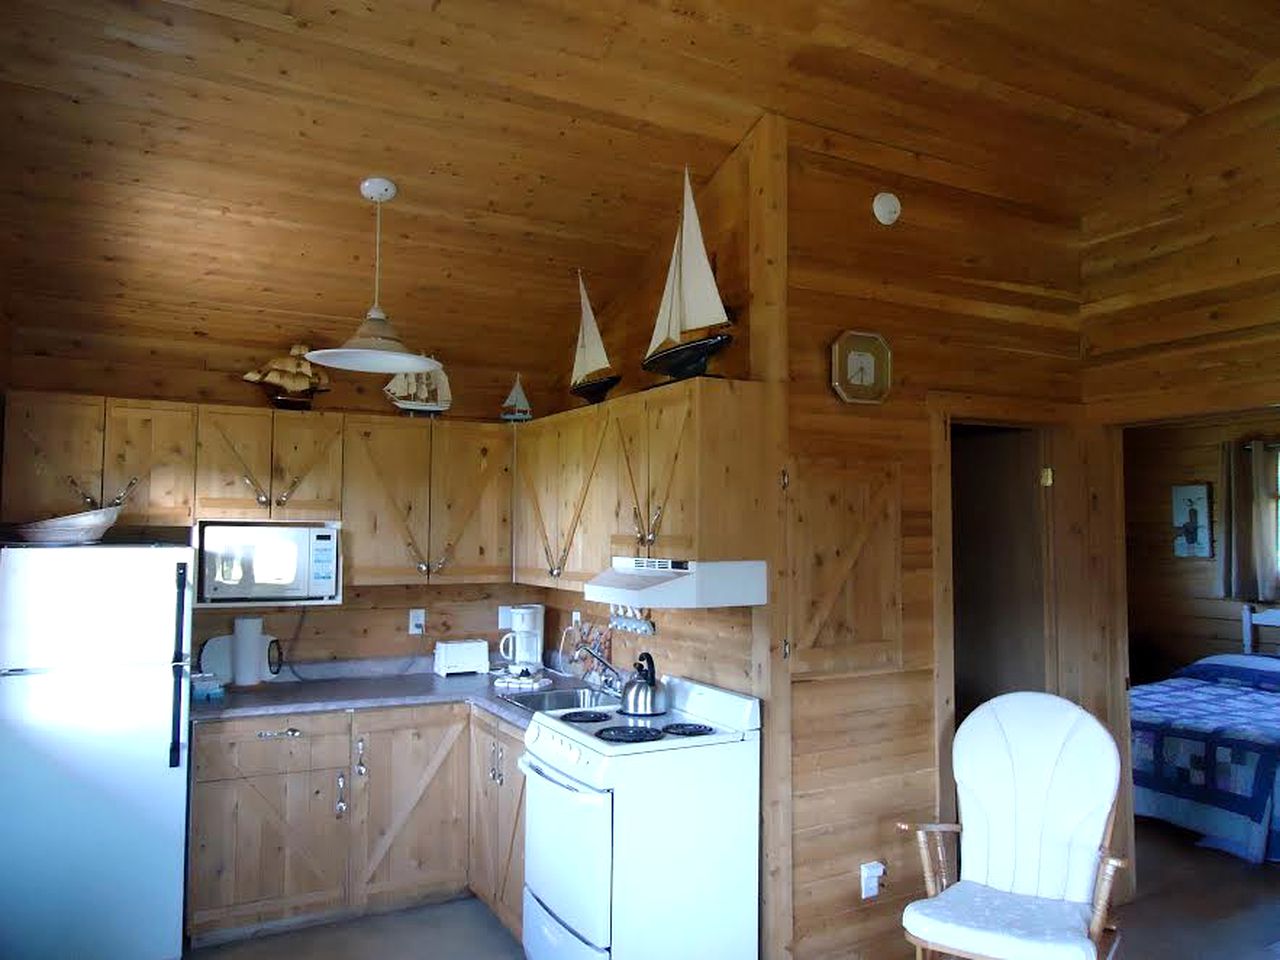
0;544;194;960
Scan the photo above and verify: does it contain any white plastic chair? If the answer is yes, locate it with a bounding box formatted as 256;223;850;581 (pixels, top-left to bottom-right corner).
898;692;1126;960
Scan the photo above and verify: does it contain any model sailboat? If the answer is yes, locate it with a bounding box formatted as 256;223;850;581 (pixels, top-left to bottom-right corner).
384;361;451;416
642;168;733;380
501;373;533;421
569;271;621;404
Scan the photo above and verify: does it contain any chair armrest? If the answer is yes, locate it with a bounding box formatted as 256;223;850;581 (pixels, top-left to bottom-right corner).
897;823;961;895
1089;851;1129;943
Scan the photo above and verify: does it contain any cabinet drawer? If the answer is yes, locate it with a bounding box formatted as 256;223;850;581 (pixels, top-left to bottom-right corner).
193;711;351;782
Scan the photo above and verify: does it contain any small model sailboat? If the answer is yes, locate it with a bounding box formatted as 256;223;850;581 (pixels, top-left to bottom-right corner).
642;168;733;380
501;373;533;422
243;344;331;409
569;271;621;404
384;362;452;416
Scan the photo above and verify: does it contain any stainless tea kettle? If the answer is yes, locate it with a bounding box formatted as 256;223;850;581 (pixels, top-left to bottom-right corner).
620;651;668;716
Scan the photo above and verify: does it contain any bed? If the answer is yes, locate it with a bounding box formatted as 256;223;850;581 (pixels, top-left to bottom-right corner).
1129;605;1280;863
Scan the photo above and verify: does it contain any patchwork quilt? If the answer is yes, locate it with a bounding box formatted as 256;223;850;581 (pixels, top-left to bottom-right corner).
1130;654;1280;863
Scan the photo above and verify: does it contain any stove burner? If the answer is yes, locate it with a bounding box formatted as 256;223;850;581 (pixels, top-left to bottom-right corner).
662;723;714;737
596;726;664;744
560;711;611;724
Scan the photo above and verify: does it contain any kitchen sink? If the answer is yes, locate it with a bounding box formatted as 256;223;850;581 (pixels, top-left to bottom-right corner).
499;688;621;713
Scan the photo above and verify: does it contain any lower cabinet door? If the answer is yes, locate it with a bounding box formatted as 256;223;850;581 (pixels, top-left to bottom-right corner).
469;713;500;903
349;703;470;911
187;768;349;936
495;726;527;936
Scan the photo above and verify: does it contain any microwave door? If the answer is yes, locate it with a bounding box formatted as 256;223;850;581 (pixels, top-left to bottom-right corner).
202;526;310;602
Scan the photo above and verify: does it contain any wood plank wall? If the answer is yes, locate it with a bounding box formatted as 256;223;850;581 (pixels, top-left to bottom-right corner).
785;120;1082;960
193;582;543;665
1124;411;1280;680
1083;71;1280;423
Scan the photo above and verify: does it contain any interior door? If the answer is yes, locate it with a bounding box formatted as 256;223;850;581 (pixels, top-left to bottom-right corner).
341;416;432;585
429;421;513;583
194;405;273;519
349;704;469;912
104;398;197;525
271;411;343;520
1;391;105;522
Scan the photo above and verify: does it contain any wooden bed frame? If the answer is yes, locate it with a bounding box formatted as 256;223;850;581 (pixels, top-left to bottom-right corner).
1240;603;1280;654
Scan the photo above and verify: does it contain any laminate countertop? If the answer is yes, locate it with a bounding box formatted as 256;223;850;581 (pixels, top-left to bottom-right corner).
190;670;590;730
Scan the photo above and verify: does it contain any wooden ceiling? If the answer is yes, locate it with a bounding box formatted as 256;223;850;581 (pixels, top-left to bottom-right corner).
3;0;1279;413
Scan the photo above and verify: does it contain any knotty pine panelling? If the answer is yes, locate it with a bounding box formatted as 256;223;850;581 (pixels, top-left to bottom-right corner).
1083;73;1280;423
193;583;543;665
786;121;1083;960
1124;411;1280;681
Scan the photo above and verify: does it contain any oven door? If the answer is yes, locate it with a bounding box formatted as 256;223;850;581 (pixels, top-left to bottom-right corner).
518;754;613;951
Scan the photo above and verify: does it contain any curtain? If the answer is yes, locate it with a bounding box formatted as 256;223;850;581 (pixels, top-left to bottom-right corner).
1223;440;1279;602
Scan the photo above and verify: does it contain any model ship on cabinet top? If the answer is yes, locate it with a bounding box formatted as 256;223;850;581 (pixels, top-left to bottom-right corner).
384;362;452;416
501;373;533;421
569;271;621;404
642;168;733;381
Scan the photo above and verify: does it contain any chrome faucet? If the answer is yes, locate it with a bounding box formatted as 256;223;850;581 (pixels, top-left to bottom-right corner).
573;643;625;693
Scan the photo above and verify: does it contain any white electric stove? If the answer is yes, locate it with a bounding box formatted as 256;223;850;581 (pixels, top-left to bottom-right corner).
520;676;761;960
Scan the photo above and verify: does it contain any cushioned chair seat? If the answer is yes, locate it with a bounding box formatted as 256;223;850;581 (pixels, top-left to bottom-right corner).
902;881;1096;960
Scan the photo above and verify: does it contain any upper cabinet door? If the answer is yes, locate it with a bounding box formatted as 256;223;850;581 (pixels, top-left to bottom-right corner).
103;399;196;525
644;381;698;560
429;421;513;584
1;391;105;523
194;405;273;520
595;392;649;560
271;411;343;520
513;418;560;588
342;416;432;585
555;406;609;590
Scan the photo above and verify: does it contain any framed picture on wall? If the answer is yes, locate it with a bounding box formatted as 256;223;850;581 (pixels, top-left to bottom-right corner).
1172;483;1212;558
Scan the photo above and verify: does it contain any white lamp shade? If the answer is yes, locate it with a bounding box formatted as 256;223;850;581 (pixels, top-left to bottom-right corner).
305;308;440;374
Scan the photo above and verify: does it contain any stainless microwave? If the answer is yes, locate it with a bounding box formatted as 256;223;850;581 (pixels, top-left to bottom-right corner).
195;521;341;607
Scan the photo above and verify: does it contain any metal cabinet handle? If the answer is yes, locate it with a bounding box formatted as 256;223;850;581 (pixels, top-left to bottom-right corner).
355;737;367;777
632;504;646;545
646;505;663;545
335;773;347;818
496;745;505;787
488;741;498;782
256;727;302;740
242;475;270;506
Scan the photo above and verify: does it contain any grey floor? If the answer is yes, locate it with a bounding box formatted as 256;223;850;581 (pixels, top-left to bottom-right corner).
187;896;524;960
1117;819;1280;959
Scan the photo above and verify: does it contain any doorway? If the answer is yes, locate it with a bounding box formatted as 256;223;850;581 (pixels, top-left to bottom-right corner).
950;424;1050;725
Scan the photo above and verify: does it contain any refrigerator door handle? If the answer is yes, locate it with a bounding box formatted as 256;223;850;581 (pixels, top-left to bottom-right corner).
168;562;189;769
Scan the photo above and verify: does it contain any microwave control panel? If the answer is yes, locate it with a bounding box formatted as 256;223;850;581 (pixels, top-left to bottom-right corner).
308;532;340;599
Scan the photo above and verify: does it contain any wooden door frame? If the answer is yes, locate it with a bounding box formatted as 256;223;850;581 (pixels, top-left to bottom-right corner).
929;392;1100;819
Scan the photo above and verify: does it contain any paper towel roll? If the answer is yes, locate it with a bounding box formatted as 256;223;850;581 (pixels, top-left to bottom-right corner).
232;617;266;687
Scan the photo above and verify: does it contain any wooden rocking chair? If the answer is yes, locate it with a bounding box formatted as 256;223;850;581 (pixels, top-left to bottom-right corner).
898;692;1126;960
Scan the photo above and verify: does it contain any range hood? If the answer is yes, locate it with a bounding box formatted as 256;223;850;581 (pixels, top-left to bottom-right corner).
584;557;767;609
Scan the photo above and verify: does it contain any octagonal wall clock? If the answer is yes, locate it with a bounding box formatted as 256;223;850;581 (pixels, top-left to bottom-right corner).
831;331;892;404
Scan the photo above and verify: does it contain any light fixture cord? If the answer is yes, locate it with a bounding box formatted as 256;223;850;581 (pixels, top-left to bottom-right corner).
372;200;382;311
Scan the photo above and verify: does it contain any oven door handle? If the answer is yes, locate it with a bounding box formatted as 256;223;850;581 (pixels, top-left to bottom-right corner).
517;755;608;797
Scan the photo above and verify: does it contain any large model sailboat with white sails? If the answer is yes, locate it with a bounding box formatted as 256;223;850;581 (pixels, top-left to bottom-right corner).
641;168;733;380
569;271;621;404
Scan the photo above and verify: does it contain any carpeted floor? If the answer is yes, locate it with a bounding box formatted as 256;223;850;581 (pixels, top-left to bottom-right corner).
1117;819;1280;959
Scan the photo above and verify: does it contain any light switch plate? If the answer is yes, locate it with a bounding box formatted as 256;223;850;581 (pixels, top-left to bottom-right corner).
860;861;886;899
408;609;426;636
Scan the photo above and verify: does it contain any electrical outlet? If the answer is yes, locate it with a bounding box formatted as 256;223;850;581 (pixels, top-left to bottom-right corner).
572;610;582;626
860;861;886;899
408;608;426;636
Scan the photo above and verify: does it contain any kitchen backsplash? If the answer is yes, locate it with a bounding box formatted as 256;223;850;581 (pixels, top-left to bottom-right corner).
193;582;544;664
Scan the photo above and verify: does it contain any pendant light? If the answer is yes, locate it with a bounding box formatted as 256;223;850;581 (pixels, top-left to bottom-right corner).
306;177;439;374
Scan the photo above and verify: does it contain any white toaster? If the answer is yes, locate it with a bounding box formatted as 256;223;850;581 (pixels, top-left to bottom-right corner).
433;639;491;676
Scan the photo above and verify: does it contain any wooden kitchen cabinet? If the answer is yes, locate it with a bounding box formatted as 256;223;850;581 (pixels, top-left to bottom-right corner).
513;405;608;591
428;420;513;583
103;398;196;525
270;410;344;520
1;391;105;522
342;415;432;585
349;703;470;912
187;712;352;937
468;707;526;939
194;405;274;519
